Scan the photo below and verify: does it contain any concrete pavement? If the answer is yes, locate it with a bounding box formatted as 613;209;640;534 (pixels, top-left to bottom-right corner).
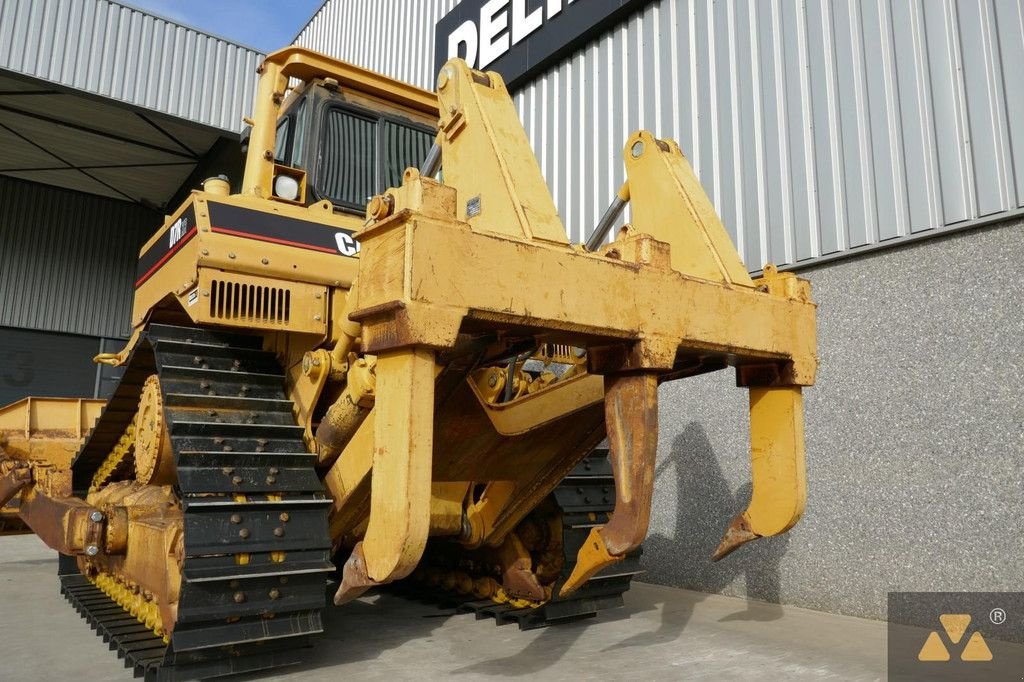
0;535;887;681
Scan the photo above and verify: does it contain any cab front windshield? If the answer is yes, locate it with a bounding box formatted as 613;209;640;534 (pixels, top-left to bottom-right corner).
319;108;434;211
274;93;434;213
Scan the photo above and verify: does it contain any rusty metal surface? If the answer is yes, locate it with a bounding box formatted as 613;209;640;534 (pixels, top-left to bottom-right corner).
711;513;759;561
18;484;101;556
0;458;31;507
560;373;659;595
600;373;659;556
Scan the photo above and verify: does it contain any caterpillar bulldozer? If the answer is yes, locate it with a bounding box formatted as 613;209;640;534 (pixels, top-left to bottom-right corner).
0;46;817;680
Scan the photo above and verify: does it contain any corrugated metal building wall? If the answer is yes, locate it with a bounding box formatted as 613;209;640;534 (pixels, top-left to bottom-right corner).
0;0;262;132
296;0;1024;269
0;174;157;338
294;0;459;92
0;0;264;340
0;0;260;403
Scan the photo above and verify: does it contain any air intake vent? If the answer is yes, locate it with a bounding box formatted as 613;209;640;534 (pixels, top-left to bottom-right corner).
209;280;290;324
538;343;584;365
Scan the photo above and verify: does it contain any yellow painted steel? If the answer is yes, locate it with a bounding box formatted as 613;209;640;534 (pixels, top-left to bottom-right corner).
334;347;437;604
624;130;753;286
466;372;603;436
5;45;819;632
89;416;136;493
91;572;168;641
0;397;104;466
352;202;817;376
0;398;105;533
711;386;807;559
747;386;807;535
362;348;435;580
434;62;567;243
130;193;358;335
349;58;816;591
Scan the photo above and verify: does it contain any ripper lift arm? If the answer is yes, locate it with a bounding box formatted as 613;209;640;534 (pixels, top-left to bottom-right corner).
334;58;816;602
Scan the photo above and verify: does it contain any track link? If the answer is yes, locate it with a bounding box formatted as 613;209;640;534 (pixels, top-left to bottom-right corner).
65;324;332;681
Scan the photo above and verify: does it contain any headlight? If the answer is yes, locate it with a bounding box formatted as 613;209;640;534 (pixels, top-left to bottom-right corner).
274;174;300;201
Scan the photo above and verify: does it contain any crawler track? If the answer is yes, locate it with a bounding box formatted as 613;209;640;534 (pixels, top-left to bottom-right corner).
58;324;640;676
64;324;332;681
401;449;643;630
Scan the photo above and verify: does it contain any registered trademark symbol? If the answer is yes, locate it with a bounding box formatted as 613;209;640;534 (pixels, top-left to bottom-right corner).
990;607;1007;625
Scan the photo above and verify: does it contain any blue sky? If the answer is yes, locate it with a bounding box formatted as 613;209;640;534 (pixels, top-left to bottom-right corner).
125;0;325;52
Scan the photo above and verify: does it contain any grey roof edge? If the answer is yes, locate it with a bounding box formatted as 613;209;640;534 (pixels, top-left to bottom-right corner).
768;210;1024;276
0;66;237;138
112;0;265;54
0;0;266;132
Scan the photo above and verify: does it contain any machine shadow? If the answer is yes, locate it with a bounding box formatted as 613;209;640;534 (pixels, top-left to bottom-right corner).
232;591;462;680
600;422;789;652
448;618;597;676
441;422;793;674
241;422;789;678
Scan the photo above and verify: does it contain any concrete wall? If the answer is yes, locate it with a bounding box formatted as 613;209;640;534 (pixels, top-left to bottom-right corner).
642;221;1023;628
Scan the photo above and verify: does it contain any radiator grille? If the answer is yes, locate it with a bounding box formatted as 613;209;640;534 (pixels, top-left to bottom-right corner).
209;280;291;324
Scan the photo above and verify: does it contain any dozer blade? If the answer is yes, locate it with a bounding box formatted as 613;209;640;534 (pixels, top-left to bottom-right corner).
712;386;807;560
560;373;658;596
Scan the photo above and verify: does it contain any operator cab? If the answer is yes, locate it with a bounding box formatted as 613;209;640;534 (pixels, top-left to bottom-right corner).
264;77;436;215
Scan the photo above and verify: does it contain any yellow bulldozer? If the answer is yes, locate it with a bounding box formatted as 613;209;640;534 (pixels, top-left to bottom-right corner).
0;47;816;680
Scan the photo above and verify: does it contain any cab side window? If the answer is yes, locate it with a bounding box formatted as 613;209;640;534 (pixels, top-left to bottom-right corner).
291;99;308;169
273;117;290;163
